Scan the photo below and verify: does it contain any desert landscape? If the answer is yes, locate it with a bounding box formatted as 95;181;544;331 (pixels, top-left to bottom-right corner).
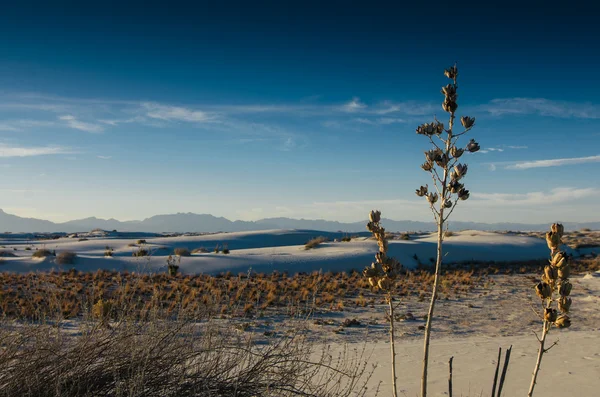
0;227;598;395
2;2;599;396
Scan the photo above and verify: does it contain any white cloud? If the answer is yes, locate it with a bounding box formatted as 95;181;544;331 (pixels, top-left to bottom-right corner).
143;103;216;122
481;98;600;119
472;187;598;206
0;143;72;157
373;100;436;116
340;97;367;113
59;115;104;133
507;145;528;149
97;155;112;160
377;117;406;125
506;155;600;170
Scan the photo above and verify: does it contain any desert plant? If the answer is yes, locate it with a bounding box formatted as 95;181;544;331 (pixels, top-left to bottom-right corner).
104;248;113;257
136;239;147;244
222;244;230;254
528;223;572;396
167;255;180;276
32;249;54;258
363;210;403;397
132;248;149;257
414;64;479;397
192;247;209;254
305;236;328;250
174;247;191;256
56;251;77;265
214;244;220;253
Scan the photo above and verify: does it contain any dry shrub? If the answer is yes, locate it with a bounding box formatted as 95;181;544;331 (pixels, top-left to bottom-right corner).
174;247;191;256
32;249;53;258
305;236;329;250
192;247;209;254
132;249;149;257
56;251;77;265
0;304;372;397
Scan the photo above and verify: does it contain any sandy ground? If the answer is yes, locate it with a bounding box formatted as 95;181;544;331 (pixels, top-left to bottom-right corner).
0;229;562;274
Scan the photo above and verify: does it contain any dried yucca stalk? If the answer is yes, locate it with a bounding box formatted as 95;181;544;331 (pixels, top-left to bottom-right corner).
363;209;403;397
415;64;479;397
528;223;573;396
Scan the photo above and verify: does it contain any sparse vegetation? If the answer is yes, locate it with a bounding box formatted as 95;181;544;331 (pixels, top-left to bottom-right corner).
132;248;149;257
222;244;230;254
32;249;53;258
305;236;328;250
192;247;209;254
174;247;191;256
136;239;147;244
56;251;77;265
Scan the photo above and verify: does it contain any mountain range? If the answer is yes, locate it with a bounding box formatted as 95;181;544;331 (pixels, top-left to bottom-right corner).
0;209;598;234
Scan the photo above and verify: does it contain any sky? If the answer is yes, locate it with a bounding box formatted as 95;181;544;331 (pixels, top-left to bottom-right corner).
0;1;599;224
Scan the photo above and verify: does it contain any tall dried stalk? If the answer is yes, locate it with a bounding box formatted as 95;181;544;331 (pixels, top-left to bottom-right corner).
415;64;479;397
528;223;572;396
363;210;403;397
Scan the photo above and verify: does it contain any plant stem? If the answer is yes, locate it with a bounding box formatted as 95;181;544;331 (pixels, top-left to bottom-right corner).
528;320;548;397
389;293;398;397
421;107;453;397
448;356;453;397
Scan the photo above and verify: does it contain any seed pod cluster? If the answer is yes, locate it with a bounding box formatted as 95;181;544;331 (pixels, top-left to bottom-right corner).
363;210;403;291
535;223;572;328
416;64;479;215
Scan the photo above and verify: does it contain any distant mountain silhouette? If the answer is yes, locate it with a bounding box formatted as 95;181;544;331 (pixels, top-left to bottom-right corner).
0;208;598;233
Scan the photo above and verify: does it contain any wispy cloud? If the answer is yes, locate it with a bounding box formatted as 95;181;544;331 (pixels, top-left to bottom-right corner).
143;103;217;122
0;143;72;157
373;100;436;116
472;187;598;205
97;155;112;160
340;97;367;113
506;155;600;170
481;98;600;119
59;115;104;133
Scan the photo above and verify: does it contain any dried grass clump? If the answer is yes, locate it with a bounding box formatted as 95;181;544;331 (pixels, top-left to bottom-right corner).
32;249;54;258
0;304;372;397
305;236;329;250
132;249;149;257
173;247;190;256
192;247;209;254
56;251;77;265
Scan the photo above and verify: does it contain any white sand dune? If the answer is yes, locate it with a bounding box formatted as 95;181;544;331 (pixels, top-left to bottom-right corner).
351;329;600;397
0;229;558;274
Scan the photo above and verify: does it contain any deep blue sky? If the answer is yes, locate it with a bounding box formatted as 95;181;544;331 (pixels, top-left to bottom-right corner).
1;1;599;223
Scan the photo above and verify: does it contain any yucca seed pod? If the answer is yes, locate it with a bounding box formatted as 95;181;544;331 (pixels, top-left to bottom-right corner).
435;154;449;167
442;99;458;113
415;185;428;197
441;84;457;98
558;296;572;313
551;251;568;268
535;282;552;300
448;180;463;194
544;308;558;323
378;277;392;291
558;281;572;297
368;277;378;288
450;146;464;159
557;264;570;280
544;265;558;282
444;65;458;80
453;164;468;180
460;116;475;129
551;223;564;238
466;139;480;153
369;210;381;223
421;161;433;172
443;200;453;208
554;315;571;329
458;188;470;201
546;231;561;251
427;192;438;204
363;267;378;278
